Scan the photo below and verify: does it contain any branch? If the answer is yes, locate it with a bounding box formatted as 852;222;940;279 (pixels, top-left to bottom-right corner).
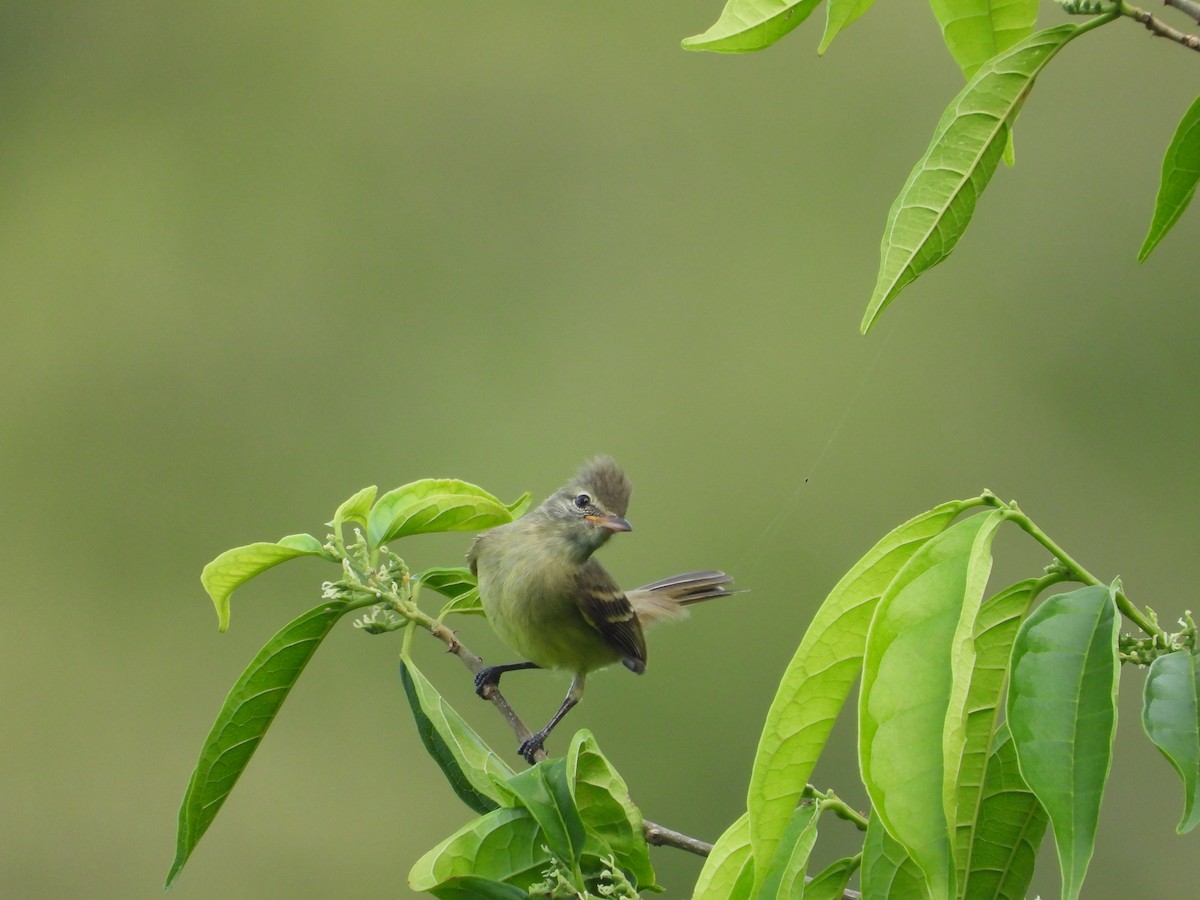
1166;0;1200;25
1121;1;1200;51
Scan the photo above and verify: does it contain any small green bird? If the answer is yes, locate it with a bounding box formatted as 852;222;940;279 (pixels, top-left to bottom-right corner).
468;456;739;762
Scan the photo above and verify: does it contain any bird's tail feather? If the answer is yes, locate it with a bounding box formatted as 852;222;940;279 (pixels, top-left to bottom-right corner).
628;570;742;626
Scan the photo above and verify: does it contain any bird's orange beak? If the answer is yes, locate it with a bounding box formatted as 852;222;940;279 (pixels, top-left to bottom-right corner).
586;514;632;533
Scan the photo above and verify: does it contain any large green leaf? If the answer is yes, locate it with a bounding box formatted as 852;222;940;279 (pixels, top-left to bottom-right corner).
929;0;1038;81
1139;95;1200;261
951;576;1059;890
201;533;327;632
166;598;356;887
565;730;655;889
804;854;860;900
861;813;929;900
408;806;550;894
1142;649;1200;834
692;812;755;900
962;723;1049;900
501;759;586;883
756;801;821;899
1007;584;1119;900
366;479;523;548
859;512;994;897
861;23;1084;334
818;0;876;54
399;656;515;814
748;496;986;876
681;0;821;53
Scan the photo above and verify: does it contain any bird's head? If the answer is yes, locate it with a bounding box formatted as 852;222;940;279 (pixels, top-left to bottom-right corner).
541;456;633;556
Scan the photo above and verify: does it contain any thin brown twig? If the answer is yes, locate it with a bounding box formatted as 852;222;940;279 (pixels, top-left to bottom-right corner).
1165;0;1200;25
1122;2;1200;51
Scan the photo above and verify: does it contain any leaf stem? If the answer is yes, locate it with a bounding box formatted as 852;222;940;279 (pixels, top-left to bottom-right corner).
802;785;870;831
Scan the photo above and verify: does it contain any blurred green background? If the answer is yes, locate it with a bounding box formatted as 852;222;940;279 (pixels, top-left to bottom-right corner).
3;2;1198;897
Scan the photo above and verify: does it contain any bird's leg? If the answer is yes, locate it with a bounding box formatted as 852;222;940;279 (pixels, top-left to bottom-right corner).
474;661;540;697
518;674;586;763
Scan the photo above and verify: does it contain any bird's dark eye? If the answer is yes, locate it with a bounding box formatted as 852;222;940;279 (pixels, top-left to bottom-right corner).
573;493;591;509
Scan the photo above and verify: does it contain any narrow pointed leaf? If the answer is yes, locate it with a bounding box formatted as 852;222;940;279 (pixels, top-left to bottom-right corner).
953;576;1060;889
861;813;929;900
201;533;326;632
1007;584;1119;900
819;0;876;54
565;730;655;888
399;656;514;814
681;0;821;53
692;812;755;900
963;723;1049;900
860;512;995;897
748;496;987;876
331;484;377;530
1142;649;1200;833
757;801;821;899
367;479;521;548
408;806;550;893
1139;95;1200;260
506;491;533;518
929;0;1038;81
805;854;860;900
166;598;354;887
862;24;1082;334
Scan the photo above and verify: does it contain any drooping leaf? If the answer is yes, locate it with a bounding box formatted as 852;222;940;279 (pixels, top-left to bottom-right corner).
331;484;377;531
417;567;484;617
1139;95;1200;260
565;730;655;889
201;533;327;632
748;496;987;879
929;0;1038;81
859;511;994;897
804;853;860;900
818;0;876;54
367;479;521;548
860;813;929;900
756;801;821;899
399;656;515;814
166;598;356;887
681;0;821;53
692;811;755;900
861;24;1084;334
1142;649;1200;834
952;576;1060;888
962;723;1049;900
408;806;550;894
501;759;587;881
422;875;531;900
1007;584;1119;900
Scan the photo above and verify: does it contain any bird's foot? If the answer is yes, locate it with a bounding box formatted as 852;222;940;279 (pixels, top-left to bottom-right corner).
518;732;547;764
474;666;503;698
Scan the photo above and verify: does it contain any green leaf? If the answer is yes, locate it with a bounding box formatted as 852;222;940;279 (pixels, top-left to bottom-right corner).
804;854;860;900
962;723;1049;900
506;491;533;518
1142;649;1200;834
861;813;929;900
417;567;485;617
861;24;1082;334
565;730;655;889
859;511;995;897
399;656;515;814
408;806;550;893
166;598;354;887
819;0;876;55
331;484;377;530
692;811;755;900
423;876;531;900
502;759;586;879
929;0;1038;81
367;478;520;547
1139;95;1200;261
1007;584;1119;900
952;576;1059;889
681;0;821;53
201;533;326;632
756;801;820;899
748;496;986;879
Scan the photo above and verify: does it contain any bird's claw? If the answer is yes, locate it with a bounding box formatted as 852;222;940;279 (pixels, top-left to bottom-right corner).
519;733;546;763
474;666;501;698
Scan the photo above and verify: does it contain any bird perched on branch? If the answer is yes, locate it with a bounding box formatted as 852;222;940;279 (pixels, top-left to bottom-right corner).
468;456;740;762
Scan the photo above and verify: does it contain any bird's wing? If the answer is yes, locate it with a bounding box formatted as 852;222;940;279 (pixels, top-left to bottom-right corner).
574;559;647;669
